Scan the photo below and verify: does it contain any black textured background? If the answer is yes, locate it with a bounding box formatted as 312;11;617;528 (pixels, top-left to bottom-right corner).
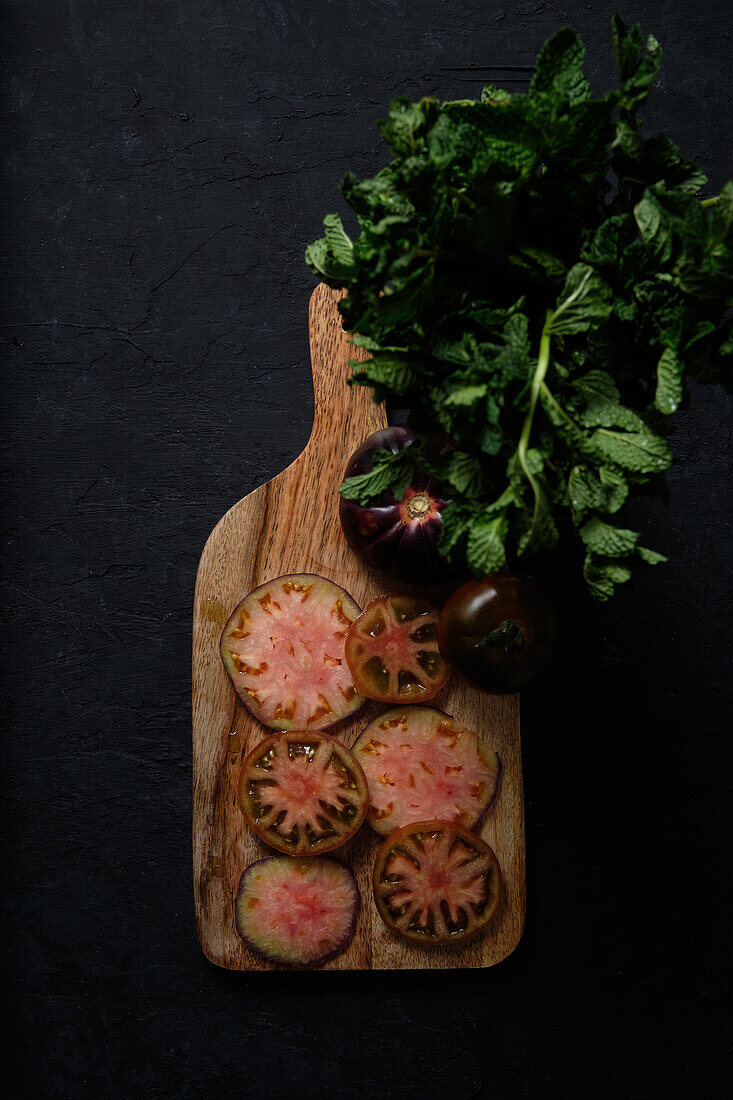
2;2;732;1097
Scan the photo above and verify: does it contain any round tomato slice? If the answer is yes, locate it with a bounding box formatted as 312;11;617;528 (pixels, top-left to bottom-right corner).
239;731;369;854
235;856;359;967
353;706;500;835
373;820;501;945
221;573;365;730
344;595;449;704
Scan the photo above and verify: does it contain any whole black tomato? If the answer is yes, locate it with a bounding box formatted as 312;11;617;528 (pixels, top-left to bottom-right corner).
437;573;558;694
339;427;453;585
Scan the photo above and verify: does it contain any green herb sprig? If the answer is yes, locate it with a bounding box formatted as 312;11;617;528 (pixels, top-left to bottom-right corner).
306;17;733;599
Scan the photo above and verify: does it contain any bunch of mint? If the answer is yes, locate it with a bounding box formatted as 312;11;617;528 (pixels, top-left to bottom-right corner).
306;17;732;599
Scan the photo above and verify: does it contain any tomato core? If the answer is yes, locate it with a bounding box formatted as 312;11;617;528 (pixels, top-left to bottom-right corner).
404;491;431;520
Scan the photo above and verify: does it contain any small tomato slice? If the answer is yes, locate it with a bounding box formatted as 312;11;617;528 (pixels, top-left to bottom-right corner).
353;706;500;835
373;820;501;945
344;595;449;704
239;731;369;855
221;573;365;730
235;856;359;967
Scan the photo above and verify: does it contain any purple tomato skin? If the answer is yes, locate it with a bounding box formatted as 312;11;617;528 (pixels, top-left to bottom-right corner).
339;427;454;586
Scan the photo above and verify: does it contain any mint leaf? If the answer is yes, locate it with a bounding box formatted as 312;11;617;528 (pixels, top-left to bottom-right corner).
568;465;628;523
479;424;504;456
509;247;567;284
377;98;432;155
655;347;684;414
637;546;667;565
580;516;639;556
583;553;634;600
581;214;634;267
481;85;512;107
531;27;590;107
466;512;508;574
428;102;537;176
305;214;356;282
339;447;415;503
634;193;672;262
444;384;489;407
438;501;471;560
447;451;483;496
351;353;414;395
590;425;672;473
709;180;733;243
550;264;612;335
612;15;662;115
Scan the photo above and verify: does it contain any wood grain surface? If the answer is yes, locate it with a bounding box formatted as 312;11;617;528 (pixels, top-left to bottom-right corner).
192;283;525;970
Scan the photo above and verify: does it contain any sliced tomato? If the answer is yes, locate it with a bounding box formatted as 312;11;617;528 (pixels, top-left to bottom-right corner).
239;730;369;854
344;595;449;704
221;573;365;730
353;706;500;835
235;856;359;967
373;820;501;945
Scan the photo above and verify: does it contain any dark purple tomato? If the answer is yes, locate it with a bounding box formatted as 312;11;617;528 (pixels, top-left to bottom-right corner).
339;427;453;585
438;573;558;694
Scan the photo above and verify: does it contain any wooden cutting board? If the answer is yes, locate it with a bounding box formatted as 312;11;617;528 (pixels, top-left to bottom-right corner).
192;283;525;970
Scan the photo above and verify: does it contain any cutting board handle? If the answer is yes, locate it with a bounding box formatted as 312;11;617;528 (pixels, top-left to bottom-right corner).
307;284;375;446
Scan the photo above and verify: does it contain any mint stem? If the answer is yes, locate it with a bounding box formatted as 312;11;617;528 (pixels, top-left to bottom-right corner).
515;309;554;542
518;309;553;472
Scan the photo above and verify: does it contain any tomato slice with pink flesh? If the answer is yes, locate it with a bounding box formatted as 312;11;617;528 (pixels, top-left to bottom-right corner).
344;595;449;704
373;820;501;945
353;706;500;835
235;856;359;967
239;731;369;854
221;573;365;730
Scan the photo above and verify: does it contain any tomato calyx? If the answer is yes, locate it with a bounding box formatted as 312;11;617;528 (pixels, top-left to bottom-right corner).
400;488;436;523
475;618;524;652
